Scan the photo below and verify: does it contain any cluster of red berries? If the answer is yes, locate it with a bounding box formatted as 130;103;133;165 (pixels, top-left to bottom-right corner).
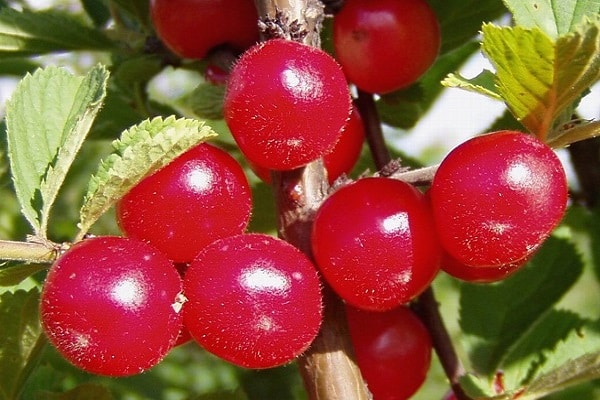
39;2;569;399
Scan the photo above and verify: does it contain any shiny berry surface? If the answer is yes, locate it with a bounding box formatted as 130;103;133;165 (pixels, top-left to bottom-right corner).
150;0;259;59
333;0;440;94
441;252;525;283
430;131;568;268
117;143;252;263
40;236;183;376
183;233;323;369
250;103;365;184
311;177;441;311
224;39;352;170
346;305;432;400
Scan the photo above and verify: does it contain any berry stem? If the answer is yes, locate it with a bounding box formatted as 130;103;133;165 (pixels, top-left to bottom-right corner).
356;89;470;399
0;239;58;264
255;0;371;398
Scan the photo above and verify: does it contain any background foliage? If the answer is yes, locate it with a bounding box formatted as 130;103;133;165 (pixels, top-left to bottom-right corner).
0;0;599;399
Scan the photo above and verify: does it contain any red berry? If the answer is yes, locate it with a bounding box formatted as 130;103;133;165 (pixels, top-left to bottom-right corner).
224;39;352;170
430;131;568;268
441;251;525;283
150;0;259;59
250;103;365;184
311;177;441;311
40;236;183;376
333;0;440;94
346;305;432;400
117;143;252;263
183;233;323;369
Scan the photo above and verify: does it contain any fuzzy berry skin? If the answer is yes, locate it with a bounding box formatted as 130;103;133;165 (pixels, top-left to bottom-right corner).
183;233;323;369
311;177;441;311
346;305;432;400
224;39;352;171
117;143;252;263
430;131;568;268
441;251;526;283
40;236;183;377
150;0;259;59
333;0;440;94
250;103;365;184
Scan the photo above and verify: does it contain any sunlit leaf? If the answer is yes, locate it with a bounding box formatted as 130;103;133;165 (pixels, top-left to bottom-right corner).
481;19;600;139
77;116;218;238
504;0;600;39
5;65;109;237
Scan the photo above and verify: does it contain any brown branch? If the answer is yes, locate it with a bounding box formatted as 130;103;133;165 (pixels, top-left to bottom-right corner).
253;1;371;399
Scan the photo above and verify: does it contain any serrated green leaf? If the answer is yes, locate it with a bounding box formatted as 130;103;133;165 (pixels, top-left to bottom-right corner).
501;310;586;389
77;116;218;238
460;236;584;375
482;19;600;139
442;70;503;100
0;262;47;286
522;319;600;399
504;0;600;39
0;288;44;400
37;383;114;400
0;8;114;56
6;65;109;237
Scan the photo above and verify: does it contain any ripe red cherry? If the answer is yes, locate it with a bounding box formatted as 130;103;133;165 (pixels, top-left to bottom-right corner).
117;143;252;263
40;236;183;376
183;233;323;368
150;0;259;59
250;103;365;184
311;177;441;311
430;131;568;268
224;38;352;170
333;0;440;94
441;252;525;283
346;305;432;400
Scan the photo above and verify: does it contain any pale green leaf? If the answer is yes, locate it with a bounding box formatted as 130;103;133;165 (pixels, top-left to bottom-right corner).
0;8;114;56
482;19;600;139
0;289;44;400
442;70;502;100
460;236;584;375
5;65;109;237
77;116;218;238
504;0;600;39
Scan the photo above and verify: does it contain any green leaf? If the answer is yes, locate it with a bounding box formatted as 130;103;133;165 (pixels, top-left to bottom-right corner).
0;262;47;287
481;19;600;139
0;57;39;76
185;82;226;120
429;0;507;54
37;383;114;400
0;8;114;56
460;236;584;375
81;0;111;28
6;64;109;237
504;0;600;39
77;116;218;238
442;70;503;100
0;289;44;400
523;319;600;399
